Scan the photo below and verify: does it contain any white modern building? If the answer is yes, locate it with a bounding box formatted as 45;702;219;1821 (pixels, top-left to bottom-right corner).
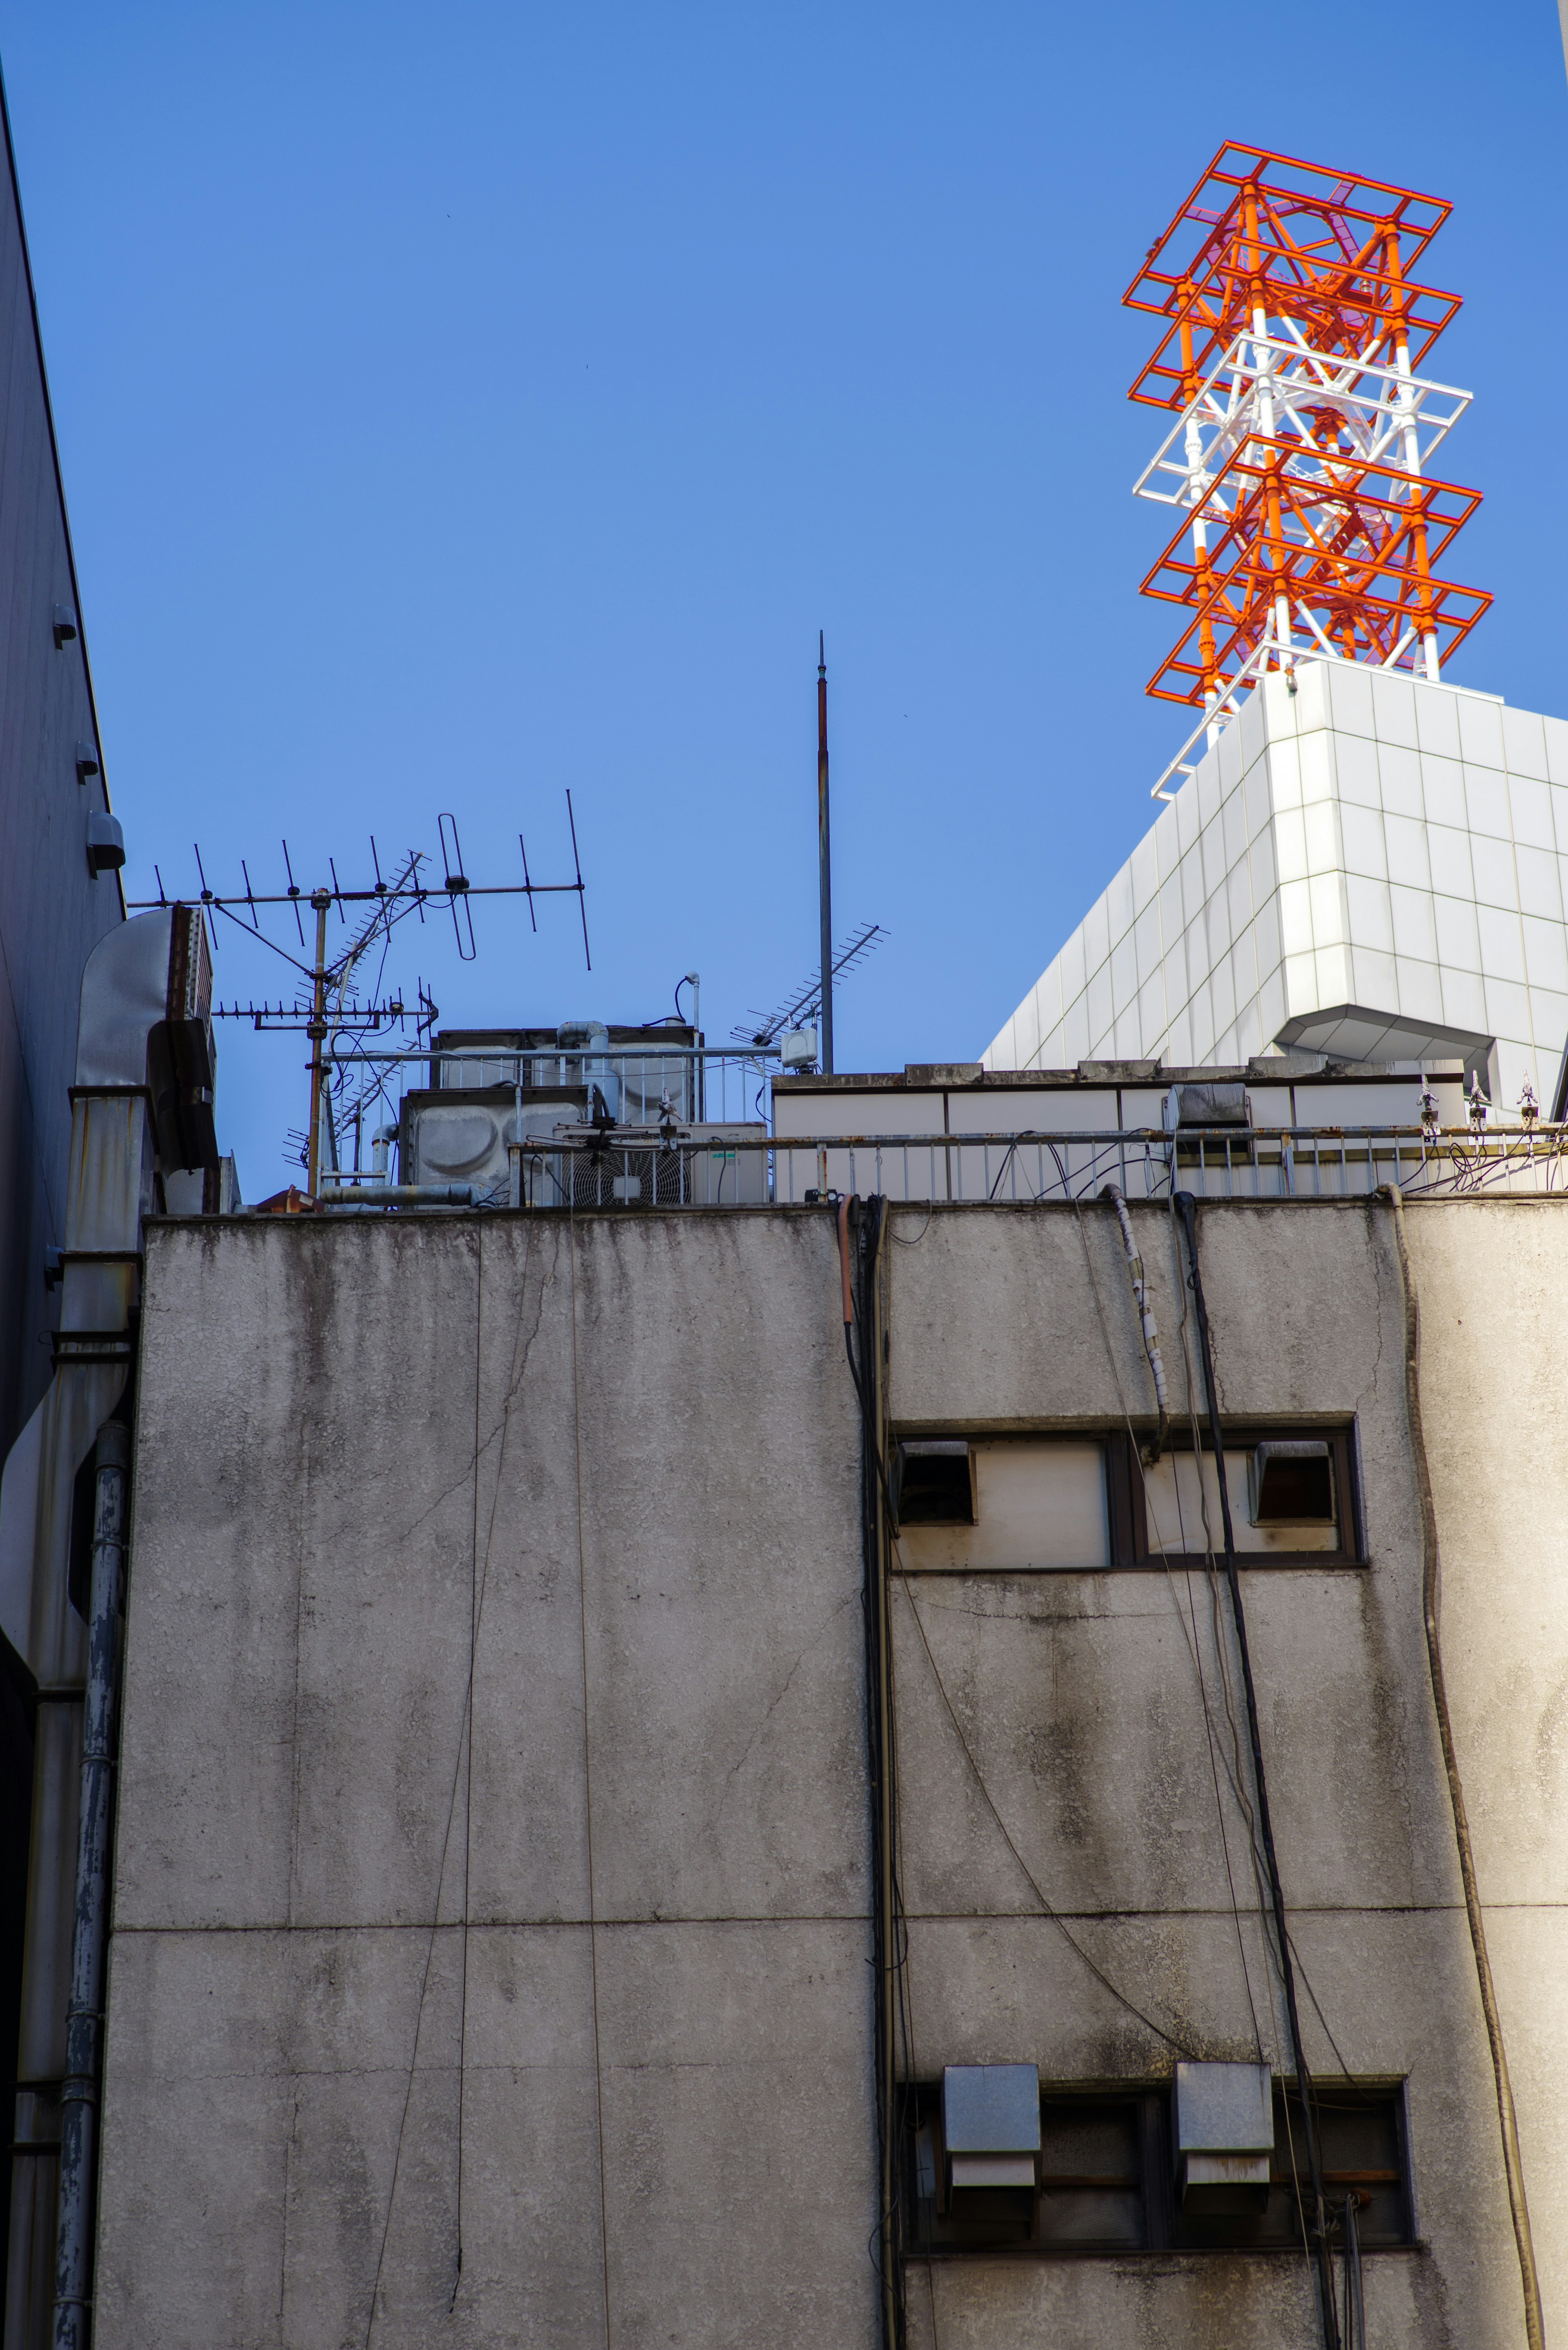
984;657;1568;1116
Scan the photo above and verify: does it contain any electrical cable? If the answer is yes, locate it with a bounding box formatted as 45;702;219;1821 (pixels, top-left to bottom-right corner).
1045;1153;1350;2139
1168;1186;1319;2272
832;1198;1195;2060
365;1214;536;2346
568;1200;617;2350
837;1196;907;2350
895;1581;1198;2056
450;1217;484;2306
1070;1189;1265;2062
1381;1186;1545;2350
1174;1192;1341;2350
1076;1193;1265;2062
1158;1192;1342;2277
853;1180;1357;2319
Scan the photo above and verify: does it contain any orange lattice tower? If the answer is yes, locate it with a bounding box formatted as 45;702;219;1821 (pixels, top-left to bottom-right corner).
1126;143;1490;785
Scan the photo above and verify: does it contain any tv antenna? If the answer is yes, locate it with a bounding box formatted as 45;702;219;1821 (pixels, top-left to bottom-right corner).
131;795;590;1197
733;920;889;1053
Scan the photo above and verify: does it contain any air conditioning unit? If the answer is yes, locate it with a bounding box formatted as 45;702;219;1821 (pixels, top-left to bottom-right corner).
1173;2062;1273;2213
942;2064;1040;2196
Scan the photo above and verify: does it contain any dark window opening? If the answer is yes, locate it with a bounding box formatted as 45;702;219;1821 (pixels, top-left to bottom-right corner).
903;2079;1412;2258
893;1440;976;1526
1250;1439;1335;1525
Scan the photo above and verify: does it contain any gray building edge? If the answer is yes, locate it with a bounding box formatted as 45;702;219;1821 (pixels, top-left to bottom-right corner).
0;50;124;2325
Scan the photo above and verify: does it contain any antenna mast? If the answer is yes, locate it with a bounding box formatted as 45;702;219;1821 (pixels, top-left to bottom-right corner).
305;890;332;1196
139;800;589;1198
817;632;833;1076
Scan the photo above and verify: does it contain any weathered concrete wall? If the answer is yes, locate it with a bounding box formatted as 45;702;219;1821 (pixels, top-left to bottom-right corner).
98;1213;875;2348
96;1196;1568;2348
889;1195;1568;2350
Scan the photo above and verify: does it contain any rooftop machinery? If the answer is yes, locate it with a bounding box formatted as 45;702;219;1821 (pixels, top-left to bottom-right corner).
1127;143;1491;724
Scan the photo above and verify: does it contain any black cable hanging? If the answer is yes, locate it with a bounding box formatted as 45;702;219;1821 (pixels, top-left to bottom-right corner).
838;1196;907;2350
1174;1193;1341;2350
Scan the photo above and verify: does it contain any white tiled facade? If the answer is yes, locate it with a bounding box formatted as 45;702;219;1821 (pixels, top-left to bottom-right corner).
984;661;1568;1111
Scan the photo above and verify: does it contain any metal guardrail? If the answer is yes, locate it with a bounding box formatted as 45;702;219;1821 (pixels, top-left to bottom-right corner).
310;1124;1568;1210
767;1124;1568;1204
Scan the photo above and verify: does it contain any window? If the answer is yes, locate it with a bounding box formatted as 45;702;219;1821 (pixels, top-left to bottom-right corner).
893;1442;976;1526
892;1439;1116;1571
903;2079;1412;2257
1134;1427;1361;1566
889;1426;1361;1573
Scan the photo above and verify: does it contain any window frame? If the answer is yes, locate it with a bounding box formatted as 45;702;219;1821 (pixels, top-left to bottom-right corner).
901;2076;1414;2261
1124;1422;1364;1570
887;1424;1365;1573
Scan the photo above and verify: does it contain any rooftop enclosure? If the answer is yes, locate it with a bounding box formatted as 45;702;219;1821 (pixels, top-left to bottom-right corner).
984;667;1568;1117
94;1193;1568;2348
981;145;1568;1151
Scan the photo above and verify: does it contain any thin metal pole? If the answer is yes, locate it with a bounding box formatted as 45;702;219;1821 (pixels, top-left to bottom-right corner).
53;1420;131;2350
817;633;833;1076
305;890;330;1197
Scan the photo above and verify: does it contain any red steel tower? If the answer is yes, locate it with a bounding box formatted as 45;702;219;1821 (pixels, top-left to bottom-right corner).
1126;143;1490;792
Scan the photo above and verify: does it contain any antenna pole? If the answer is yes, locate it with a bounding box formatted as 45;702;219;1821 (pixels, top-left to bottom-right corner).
305;890;330;1197
817;632;833;1075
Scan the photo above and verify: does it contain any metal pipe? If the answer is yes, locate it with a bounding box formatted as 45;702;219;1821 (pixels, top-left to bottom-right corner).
1342;2194;1365;2349
52;1421;130;2350
305;892;330;1199
316;1183;479;1208
1173;1193;1341;2350
1101;1184;1169;1457
817;634;833;1077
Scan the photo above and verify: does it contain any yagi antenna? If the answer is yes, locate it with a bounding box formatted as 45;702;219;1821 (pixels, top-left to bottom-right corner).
733;920;889;1049
130;793;592;1195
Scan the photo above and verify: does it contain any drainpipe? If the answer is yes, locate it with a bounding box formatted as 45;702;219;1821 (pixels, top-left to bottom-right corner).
51;1424;129;2350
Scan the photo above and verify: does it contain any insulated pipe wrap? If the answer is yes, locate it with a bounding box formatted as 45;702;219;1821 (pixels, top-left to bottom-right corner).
1102;1183;1169;1458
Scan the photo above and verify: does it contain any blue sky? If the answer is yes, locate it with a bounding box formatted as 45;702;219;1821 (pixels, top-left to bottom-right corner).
3;3;1566;1185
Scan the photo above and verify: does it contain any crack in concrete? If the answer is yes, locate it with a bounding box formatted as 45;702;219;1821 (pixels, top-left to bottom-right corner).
715;1593;856;1815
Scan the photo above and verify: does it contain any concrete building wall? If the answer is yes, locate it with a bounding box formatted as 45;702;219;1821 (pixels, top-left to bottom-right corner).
984;661;1568;1114
95;1196;1568;2346
889;1197;1565;2348
98;1214;875;2350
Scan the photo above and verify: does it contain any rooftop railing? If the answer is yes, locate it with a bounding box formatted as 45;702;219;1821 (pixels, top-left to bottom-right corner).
316;1123;1568;1211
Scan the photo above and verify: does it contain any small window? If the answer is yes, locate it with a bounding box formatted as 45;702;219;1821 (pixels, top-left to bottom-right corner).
890;1427;1360;1573
893;1441;976;1526
1249;1439;1334;1525
892;1438;1114;1570
1134;1427;1359;1565
1172;2078;1412;2251
908;2086;1143;2254
904;2078;1412;2258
